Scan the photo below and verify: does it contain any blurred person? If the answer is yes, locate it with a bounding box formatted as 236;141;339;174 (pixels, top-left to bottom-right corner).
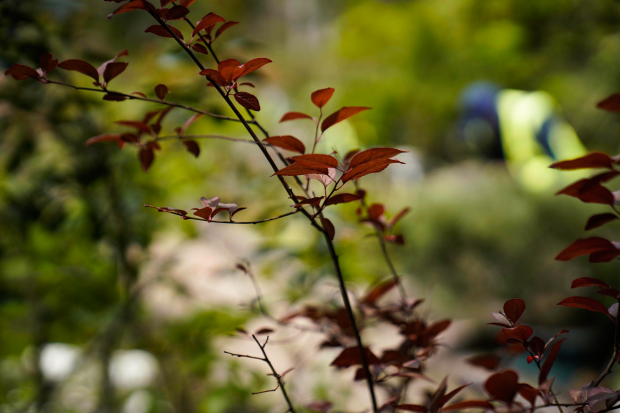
458;81;587;192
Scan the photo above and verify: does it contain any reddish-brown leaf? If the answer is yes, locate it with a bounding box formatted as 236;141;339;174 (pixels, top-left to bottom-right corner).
264;136;305;154
214;21;239;39
597;288;619;298
108;0;152;18
199;68;228;86
325;193;362;206
503;298;525;324
437;383;472;409
550;152;614;170
274;163;328;176
293;197;324;208
116;120;152;134
239;82;255;88
342;159;403;183
484;370;519;404
103;62;128;84
426;319;451;338
363;279;397;305
139;147;154;171
394;405;427;412
4;63;40;80
585;213;619;231
597;94;620;113
517;384;540;406
350;147;407;168
588;249;620;263
321;107;371;132
280;112;313;122
571;277;610;289
388;207;410;228
538;338;566;385
193;206;213;221
103;93;127;101
557;297;610;315
255;328;274;335
145;24;184;40
467;354;500;371
234;92;260;111
131;92;147;98
192;44;209;54
321;217;335;240
442;401;495;411
179;0;196;6
192;13;225;38
368;203;385;221
291;154;339;169
555;237;616;261
502;326;533;343
155;84;168;101
330;346;380;368
528;336;545;358
39;52;58;75
234;58;272;80
165;5;189;20
182;140;200;157
311;87;335;108
58;59;100;82
556;179;614;205
85;133;124;148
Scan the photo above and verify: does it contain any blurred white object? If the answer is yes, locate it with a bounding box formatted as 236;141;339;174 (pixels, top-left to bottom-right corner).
40;343;80;382
123;390;152;413
110;350;158;390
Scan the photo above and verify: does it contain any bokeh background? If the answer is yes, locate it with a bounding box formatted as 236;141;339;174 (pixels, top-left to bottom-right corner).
3;0;620;412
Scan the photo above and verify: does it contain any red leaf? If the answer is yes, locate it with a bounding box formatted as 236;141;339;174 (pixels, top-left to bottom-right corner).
85;133;124;148
538;338;566;385
4;63;40;80
597;94;620;113
321;217;335;240
442;401;495;411
503;298;525;324
597;288;619;298
291;154;339;169
350;147;407;168
255;328;274;335
388;207;410;228
214;21;239;39
330;346;380;368
517;384;540;406
139;147;154;171
39;52;58;76
280;112;313;122
182;140;200;157
103;62;128;84
556;179;614;205
394;405;427;412
571;277;610;289
550;152;614;170
589;249;620;263
199;68;228;86
437;383;472;408
311;87;335;108
145;24;184;40
307;401;333;413
192;44;209;54
321;107;371;132
108;0;152;18
557;297;610;315
264;136;305;154
363;279;397;305
234;92;260;111
293;197;324;208
325;193;362;206
466;354;500;371
192;13;225;38
58;59;100;82
239;82;255;88
274;163;327;176
155;84;168;101
585;213;619;231
528;336;545;357
193;206;213;221
116;120;152;134
165;5;189;20
502;326;533;343
103;93;127;101
555;237;617;261
484;370;519;404
131;92;147;98
368;203;385;221
179;0;196;6
342;159;403;183
426;319;451;338
234;58;272;80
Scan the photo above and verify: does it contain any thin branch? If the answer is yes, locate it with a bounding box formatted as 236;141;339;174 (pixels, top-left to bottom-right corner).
146;207;299;225
156;134;262;145
223;335;296;413
144;9;378;412
593;297;620;386
45;79;246;123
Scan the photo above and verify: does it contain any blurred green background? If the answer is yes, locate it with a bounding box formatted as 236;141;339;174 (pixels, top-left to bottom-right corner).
3;0;620;412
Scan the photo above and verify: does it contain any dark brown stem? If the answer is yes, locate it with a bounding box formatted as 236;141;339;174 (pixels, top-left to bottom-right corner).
45;80;246;123
593;297;620;386
148;8;379;412
224;335;296;413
